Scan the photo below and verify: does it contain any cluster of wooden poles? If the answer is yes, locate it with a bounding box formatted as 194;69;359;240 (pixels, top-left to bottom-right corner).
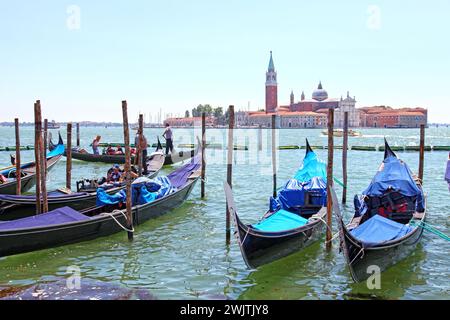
12;103;425;247
221;106;426;248
12;100;166;242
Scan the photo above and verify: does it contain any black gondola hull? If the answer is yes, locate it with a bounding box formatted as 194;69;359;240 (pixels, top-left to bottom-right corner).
341;222;424;283
0;178;199;257
0;155;62;195
233;208;326;269
0;169;160;220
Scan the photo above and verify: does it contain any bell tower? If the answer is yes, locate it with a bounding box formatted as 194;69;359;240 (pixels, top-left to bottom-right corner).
265;51;278;113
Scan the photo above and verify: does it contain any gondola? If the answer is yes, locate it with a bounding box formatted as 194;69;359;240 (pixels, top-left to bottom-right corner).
0;145;166;220
49;133;199;166
0;154;202;257
224;139;328;269
0;141;64;195
333;139;426;283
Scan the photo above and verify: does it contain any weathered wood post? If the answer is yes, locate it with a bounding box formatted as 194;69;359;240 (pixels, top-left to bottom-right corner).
271;115;277;198
33;102;42;214
43;119;48;177
14;118;21;195
122;100;134;241
326;108;334;250
137;114;144;175
258;124;262;151
418;124;425;184
76;123;80;147
342;112;348;204
226;105;235;244
201;112;206;198
40;111;48;213
66;123;72;190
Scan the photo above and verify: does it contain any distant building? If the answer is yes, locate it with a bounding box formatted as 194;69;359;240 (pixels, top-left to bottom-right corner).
265;51;278;113
358;106;427;128
246;51;358;128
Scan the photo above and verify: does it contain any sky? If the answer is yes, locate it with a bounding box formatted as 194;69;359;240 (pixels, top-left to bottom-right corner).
1;0;449;123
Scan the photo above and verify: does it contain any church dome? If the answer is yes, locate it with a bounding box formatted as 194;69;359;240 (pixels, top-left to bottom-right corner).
312;81;328;101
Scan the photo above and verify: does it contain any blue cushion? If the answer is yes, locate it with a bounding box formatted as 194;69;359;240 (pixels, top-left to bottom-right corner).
252;209;308;232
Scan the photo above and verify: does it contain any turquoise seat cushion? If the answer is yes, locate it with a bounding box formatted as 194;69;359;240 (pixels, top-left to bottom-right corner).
252;209;309;232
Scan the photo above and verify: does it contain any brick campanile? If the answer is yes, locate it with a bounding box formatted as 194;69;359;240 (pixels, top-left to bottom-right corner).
265;51;278;113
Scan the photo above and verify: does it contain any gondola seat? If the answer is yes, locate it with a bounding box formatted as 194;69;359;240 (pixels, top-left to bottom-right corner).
252;209;308;232
350;214;414;247
0;207;91;231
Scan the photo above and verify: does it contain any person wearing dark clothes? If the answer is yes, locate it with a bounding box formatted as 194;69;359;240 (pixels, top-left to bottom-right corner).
162;123;174;155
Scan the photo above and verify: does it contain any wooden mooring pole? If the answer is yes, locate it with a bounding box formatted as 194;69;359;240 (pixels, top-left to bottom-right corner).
33;102;42;214
138;114;144;175
43;118;48;176
326;108;334;250
122;101;134;241
201;112;206;198
342;112;348;204
66;123;72;190
226;105;235;245
14;118;21;195
40;111;48;213
258;124;262;151
271;115;277;198
418;124;425;184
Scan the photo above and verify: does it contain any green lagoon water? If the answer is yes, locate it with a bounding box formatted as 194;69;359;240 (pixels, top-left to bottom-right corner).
0;126;449;300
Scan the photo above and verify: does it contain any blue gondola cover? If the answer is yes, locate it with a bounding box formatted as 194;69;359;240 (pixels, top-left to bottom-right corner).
350;214;414;247
96;176;175;206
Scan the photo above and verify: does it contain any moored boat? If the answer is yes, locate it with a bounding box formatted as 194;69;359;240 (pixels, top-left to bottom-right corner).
333;140;426;283
0;154;201;257
49;133;199;166
0;141;64;195
0;144;166;220
224;139;328;268
322;129;361;137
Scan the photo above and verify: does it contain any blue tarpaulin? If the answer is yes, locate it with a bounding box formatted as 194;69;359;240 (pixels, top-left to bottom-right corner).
270;177;327;212
350;214;414;247
96;176;175;206
0;207;90;231
359;153;424;213
293;150;327;182
270;147;327;213
252;209;308;232
363;156;422;197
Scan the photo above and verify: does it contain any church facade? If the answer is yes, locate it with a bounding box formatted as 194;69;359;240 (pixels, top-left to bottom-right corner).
238;51;359;128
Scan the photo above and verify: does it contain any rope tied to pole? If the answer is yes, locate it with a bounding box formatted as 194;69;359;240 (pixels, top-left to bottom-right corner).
101;209;135;233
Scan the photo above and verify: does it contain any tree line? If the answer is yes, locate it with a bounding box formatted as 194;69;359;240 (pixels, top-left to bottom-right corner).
185;104;230;125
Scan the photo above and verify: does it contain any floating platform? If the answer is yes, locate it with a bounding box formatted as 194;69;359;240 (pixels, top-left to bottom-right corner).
0;146;34;152
278;145;300;150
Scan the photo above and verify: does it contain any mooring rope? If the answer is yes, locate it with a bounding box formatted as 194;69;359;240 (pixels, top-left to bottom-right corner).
333;177;345;188
410;220;450;242
310;216;340;243
101;209;135;233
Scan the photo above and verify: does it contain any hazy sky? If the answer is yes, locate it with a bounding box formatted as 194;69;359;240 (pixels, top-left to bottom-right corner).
1;1;449;123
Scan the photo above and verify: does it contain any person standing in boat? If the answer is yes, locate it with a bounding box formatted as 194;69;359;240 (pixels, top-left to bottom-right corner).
92;135;101;155
162;123;174;155
445;152;450;192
